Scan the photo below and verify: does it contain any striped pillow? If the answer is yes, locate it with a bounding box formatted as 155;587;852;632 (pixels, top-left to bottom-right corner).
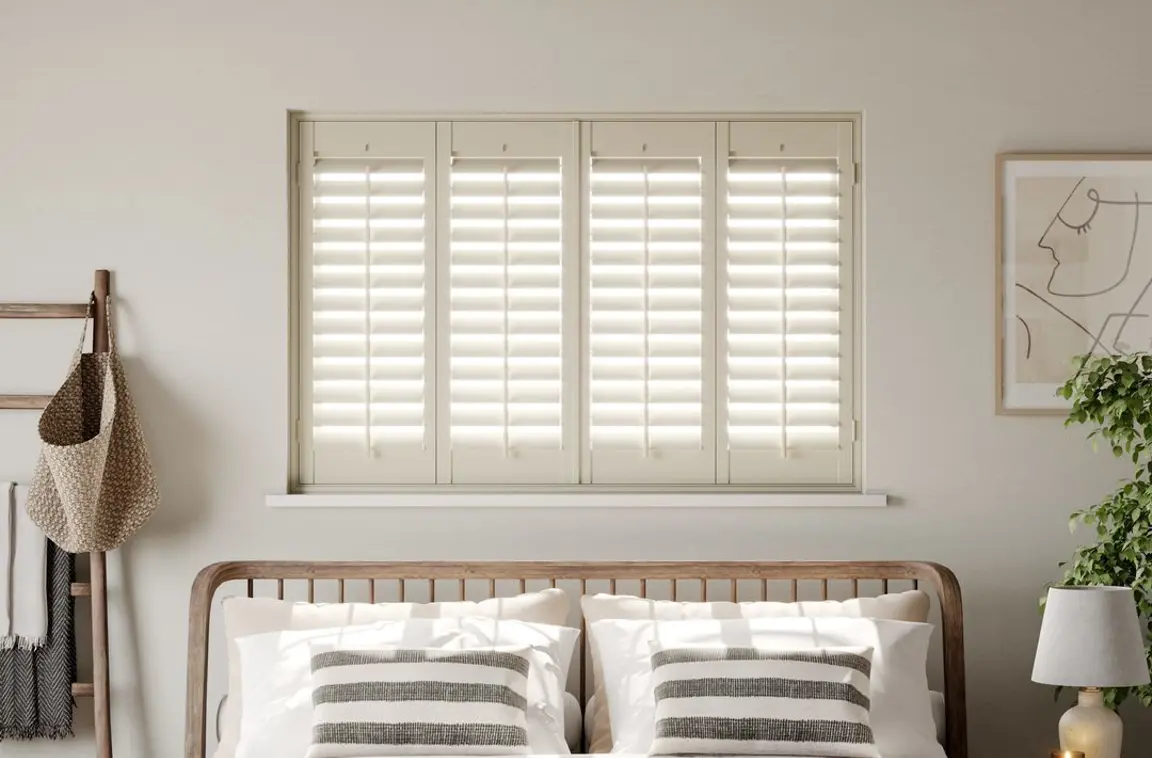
648;645;880;758
306;646;533;757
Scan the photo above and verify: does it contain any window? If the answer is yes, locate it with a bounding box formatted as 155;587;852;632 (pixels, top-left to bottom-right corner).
293;117;859;491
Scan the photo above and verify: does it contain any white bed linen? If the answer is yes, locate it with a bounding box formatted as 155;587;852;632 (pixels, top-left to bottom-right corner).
581;590;931;753
217;589;570;758
930;691;946;746
235;618;579;758
589;617;944;758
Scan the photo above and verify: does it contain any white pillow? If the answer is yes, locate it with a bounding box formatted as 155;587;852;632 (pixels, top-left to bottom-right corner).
215;588;570;758
589;616;943;758
583;695;599;749
930;690;946;746
562;693;581;752
235;617;580;758
580;590;929;753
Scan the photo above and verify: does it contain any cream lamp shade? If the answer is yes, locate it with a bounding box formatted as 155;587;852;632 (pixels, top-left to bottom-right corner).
1032;586;1150;687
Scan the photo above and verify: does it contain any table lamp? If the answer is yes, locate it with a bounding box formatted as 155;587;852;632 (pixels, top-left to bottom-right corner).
1032;586;1150;758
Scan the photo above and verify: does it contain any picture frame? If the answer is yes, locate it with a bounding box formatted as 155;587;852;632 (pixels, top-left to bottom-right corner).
996;153;1152;414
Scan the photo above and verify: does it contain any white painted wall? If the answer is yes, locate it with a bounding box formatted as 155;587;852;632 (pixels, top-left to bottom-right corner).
2;0;1150;755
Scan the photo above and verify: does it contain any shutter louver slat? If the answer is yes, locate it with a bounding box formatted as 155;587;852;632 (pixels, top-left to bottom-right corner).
450;158;563;448
312;158;430;450
590;159;703;450
722;122;854;485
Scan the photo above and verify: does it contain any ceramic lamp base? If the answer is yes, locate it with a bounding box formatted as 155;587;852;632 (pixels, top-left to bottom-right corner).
1060;689;1122;758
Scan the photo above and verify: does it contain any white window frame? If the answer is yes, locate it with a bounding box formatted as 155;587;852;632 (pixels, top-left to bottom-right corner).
286;112;867;502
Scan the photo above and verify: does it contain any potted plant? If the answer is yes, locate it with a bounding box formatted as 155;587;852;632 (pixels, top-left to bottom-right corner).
1057;354;1152;707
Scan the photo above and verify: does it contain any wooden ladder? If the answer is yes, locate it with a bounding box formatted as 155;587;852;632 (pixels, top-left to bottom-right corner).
0;269;114;758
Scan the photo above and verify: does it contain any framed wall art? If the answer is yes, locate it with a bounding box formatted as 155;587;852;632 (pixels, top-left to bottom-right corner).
997;153;1152;413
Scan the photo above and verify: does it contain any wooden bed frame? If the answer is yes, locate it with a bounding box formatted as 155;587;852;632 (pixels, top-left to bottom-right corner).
186;560;966;758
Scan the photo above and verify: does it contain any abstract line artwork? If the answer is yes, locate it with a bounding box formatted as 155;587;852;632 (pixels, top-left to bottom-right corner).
998;155;1152;413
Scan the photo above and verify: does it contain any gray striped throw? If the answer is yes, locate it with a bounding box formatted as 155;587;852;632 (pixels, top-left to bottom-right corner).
648;645;880;758
306;646;533;757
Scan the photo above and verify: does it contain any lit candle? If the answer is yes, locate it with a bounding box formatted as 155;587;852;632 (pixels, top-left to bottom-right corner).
1050;751;1085;758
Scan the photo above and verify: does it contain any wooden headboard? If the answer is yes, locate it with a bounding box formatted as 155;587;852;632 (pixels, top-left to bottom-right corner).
185;560;966;758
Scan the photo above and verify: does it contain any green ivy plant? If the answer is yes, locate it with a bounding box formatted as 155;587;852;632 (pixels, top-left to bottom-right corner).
1056;353;1152;708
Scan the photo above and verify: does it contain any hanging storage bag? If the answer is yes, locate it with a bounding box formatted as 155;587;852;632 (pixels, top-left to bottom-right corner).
25;295;159;553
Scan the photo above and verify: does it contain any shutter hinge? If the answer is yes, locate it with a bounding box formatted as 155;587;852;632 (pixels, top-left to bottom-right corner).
293;160;300;185
851;419;860;442
294;418;300;442
853;162;861;185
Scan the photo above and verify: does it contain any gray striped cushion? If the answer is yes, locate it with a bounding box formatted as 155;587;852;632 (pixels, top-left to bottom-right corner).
306;646;532;757
649;645;880;758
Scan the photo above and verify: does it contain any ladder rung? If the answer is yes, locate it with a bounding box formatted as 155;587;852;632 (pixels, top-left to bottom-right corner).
0;395;52;410
0;303;88;319
71;582;91;597
72;682;94;697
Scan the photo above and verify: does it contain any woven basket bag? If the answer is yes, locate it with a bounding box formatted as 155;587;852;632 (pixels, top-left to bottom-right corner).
25;296;159;553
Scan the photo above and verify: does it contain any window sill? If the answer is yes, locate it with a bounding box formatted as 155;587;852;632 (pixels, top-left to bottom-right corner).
265;492;888;509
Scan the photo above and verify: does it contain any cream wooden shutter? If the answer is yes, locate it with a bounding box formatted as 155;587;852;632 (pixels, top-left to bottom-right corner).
718;121;855;484
584;122;716;484
438;122;579;483
299;121;437;484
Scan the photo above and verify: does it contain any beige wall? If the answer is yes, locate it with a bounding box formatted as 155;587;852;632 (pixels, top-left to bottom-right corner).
2;0;1150;755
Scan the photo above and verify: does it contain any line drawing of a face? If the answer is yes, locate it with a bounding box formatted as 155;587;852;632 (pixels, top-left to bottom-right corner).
1038;178;1146;300
1023;176;1152;357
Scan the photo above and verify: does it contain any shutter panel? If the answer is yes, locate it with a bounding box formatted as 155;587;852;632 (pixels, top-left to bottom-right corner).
300;122;437;484
585;122;716;483
439;122;578;483
719;121;855;484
